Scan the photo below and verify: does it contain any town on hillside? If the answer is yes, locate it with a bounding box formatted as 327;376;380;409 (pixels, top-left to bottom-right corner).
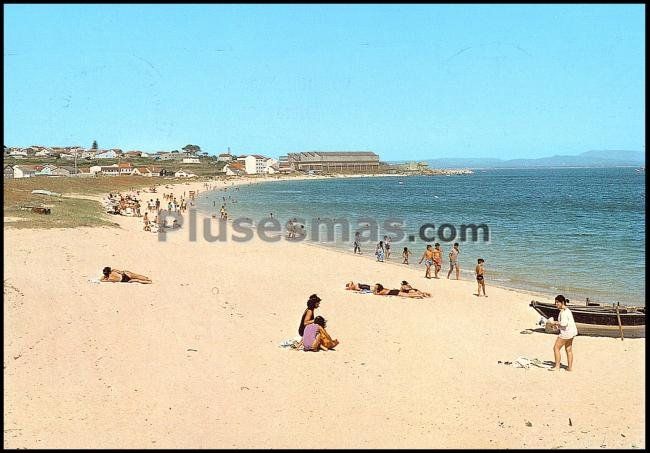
3;144;473;179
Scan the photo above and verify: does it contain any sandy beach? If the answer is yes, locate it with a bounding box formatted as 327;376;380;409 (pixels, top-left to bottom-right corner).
4;176;645;449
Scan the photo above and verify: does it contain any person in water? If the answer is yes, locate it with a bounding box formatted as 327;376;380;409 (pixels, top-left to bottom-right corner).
447;242;460;280
298;294;321;337
302;316;339;352
101;267;152;284
375;241;385;262
353;231;361;254
402;247;411;265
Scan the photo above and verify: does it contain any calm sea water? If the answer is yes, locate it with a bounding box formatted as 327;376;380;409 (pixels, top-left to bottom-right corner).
196;168;646;306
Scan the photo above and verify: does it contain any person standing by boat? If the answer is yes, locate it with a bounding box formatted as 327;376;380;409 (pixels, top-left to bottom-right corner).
447;243;460;280
548;295;577;371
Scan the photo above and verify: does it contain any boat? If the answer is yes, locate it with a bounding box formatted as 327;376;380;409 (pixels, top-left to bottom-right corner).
529;300;645;338
31;189;61;197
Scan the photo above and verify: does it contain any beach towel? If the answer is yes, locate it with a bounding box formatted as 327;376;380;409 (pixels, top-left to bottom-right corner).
508;357;552;369
279;337;303;350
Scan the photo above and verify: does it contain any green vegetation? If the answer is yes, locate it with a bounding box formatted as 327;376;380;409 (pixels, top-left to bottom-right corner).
3;175;211;229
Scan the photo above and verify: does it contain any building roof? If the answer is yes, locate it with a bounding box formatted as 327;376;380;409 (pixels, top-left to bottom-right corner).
238;154;268;160
292;151;378;157
14;165;39;172
227;162;246;170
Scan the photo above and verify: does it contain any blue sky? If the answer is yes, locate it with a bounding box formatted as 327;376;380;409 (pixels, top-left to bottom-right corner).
4;4;645;160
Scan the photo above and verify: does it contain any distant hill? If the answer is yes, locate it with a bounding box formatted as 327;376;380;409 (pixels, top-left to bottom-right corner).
409;150;645;169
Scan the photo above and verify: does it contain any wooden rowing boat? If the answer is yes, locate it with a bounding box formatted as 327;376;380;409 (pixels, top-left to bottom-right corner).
529;300;645;338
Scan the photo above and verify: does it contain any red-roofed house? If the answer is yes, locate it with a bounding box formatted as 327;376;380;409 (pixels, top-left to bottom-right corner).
117;162;134;175
223;161;246;176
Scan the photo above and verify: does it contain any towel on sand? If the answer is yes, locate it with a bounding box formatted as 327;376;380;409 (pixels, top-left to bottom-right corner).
512;357;552;369
279;337;303;350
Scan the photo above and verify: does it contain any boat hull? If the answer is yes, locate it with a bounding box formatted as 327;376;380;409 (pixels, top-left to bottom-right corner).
530;301;646;338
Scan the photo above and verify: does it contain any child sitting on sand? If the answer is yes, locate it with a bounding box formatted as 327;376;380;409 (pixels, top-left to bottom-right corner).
302;316;339;352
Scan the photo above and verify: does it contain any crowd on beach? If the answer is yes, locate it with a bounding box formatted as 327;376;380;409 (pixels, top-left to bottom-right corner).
97;181;577;369
357;234;487;298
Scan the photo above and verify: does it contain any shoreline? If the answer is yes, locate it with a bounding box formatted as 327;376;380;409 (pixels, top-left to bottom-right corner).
4;175;645;449
192;176;643;309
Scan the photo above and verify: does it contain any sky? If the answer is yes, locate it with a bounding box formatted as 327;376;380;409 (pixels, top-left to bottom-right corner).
4;4;645;160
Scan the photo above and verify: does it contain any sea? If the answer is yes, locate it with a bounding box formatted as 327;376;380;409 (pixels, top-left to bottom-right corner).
196;167;646;307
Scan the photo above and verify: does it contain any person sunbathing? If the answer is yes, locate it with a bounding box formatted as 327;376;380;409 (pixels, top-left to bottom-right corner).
345;281;372;291
101;267;152;284
373;283;427;298
400;280;431;297
302;316;339;352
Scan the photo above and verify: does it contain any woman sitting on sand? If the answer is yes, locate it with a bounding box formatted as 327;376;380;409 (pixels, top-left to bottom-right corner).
373;283;428;299
298;294;321;336
101;267;152;284
302;316;339;352
345;281;372;291
400;280;431;297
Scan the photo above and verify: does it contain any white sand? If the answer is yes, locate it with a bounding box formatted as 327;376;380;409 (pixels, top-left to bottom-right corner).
4;176;645;448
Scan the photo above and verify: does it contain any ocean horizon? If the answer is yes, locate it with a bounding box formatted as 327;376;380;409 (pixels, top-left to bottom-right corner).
197;167;645;307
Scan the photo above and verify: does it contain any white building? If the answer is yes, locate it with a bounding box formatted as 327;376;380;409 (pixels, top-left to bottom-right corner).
174;169;198;178
182;157;200;164
217;149;234;162
13;165;38;178
95;150;117;159
90;164;119;176
36;164;59;176
223;161;246;176
236;154;276;174
118;163;134;175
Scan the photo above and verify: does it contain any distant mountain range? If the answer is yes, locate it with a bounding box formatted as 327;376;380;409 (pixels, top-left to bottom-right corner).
395;150;645;169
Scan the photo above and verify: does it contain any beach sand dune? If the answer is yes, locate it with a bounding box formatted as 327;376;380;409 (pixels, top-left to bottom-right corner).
4;180;645;449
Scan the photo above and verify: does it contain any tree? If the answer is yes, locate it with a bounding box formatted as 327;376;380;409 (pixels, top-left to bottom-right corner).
182;144;201;154
92;140;98;150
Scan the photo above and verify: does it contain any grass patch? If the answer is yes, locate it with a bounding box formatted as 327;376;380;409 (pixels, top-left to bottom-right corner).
3;175;210;229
